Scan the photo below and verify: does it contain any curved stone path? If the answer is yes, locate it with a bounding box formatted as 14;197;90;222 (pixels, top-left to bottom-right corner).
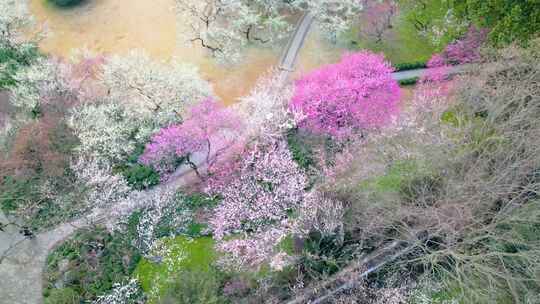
0;214;87;304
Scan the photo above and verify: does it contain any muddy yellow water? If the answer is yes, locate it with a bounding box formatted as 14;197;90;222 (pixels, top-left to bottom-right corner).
28;0;343;103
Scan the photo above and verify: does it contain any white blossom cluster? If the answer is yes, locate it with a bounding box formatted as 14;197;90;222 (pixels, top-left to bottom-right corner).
235;71;296;139
71;157;131;215
10;57;73;112
0;0;30;45
69;50;213;162
101;50;213;129
111;187;192;255
92;279;141;304
68;102;138;162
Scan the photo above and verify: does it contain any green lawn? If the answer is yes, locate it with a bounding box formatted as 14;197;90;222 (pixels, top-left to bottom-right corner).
342;14;438;65
134;236;216;302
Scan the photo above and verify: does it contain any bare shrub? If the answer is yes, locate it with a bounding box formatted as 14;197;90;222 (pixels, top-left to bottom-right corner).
319;43;540;303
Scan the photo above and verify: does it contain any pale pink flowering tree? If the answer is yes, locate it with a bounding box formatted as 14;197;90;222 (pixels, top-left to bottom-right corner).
289;51;401;138
139;98;243;179
206;138;309;269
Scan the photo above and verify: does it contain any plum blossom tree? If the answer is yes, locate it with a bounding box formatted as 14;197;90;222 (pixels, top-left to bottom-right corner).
234;71;296;138
415;26;488;104
10;57;75;113
71;157;131;215
10;53;104;114
101;50;213;134
289;51;401;138
175;0;363;62
69;102;138;162
69;51;214;163
139;98;243;178
440;26;488;65
206;138;314;269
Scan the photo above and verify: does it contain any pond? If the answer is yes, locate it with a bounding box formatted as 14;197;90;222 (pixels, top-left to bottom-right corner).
28;0;344;104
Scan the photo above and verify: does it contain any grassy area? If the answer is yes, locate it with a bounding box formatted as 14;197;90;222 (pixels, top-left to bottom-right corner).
134;236;217;303
342;16;438;65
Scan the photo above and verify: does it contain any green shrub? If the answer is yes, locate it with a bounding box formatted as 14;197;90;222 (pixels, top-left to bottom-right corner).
43;288;80;304
398;77;419;86
160;270;224;304
122;164;160;190
116;144;160;190
0;43;39;89
43;227;141;303
0;174;81;230
394;61;427;71
286;128;316;170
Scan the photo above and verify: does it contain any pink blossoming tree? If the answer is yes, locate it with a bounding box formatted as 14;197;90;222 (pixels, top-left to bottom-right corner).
206;138;309;269
417;26;488;103
289;51;401;138
139;98;243;179
442;26;489;65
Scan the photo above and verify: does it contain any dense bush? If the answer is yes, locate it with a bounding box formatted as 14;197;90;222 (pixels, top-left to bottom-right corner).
43;227;141;303
115;144;160;190
0;116;82;230
43;288;81;304
398;77;419;86
0;43;39;89
393;61;427;71
161;270;224;304
286;128;316;170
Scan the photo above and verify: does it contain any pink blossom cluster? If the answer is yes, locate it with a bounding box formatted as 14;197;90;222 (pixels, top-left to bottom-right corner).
207;138;308;239
417;27;487;104
443;26;489;65
206;138;309;268
216;227;289;270
289;51;401;138
139;98;242;177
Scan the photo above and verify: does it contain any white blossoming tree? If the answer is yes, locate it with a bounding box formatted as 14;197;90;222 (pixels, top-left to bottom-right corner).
175;0;363;62
71;157;131;217
69;102;138;162
69;50;213;162
10;57;72;113
101;50;213;129
111;186;192;256
234;71;297;139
